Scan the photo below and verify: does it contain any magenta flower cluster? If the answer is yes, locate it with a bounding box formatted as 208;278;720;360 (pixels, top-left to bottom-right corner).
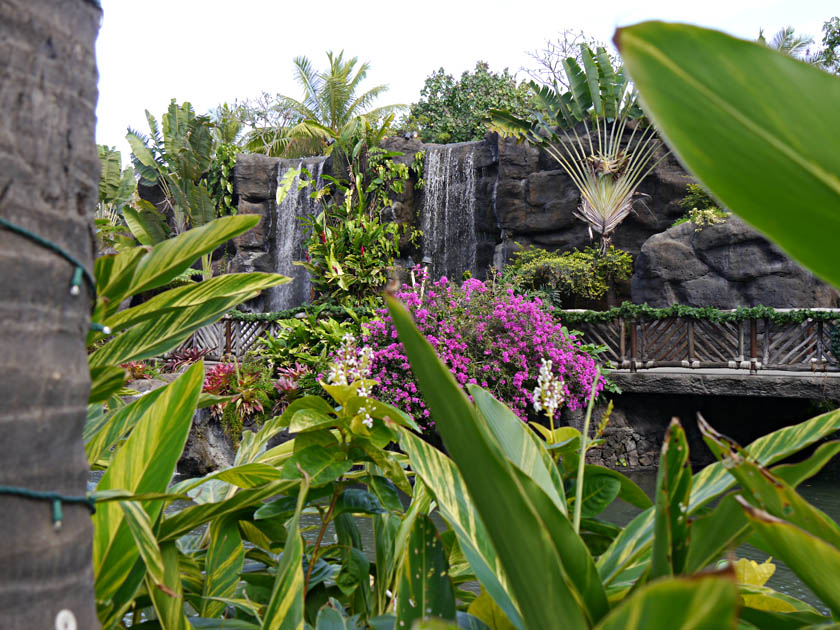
361;270;603;432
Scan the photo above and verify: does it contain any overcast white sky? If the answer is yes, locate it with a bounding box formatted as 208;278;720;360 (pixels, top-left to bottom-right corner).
95;0;836;158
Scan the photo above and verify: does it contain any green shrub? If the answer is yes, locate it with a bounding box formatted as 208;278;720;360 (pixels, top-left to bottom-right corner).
672;181;729;231
503;245;633;303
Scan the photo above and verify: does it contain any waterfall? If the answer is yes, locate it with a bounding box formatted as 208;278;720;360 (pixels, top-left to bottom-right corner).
267;157;327;311
419;144;477;281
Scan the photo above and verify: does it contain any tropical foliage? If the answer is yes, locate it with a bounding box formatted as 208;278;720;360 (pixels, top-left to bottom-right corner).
245;50;403;160
502;245;633;306
490;45;664;253
402;61;534;144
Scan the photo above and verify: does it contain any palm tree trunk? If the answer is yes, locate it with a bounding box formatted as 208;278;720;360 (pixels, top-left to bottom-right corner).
0;1;101;627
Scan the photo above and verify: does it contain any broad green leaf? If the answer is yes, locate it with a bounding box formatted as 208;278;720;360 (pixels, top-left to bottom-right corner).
103;273;287;333
615;22;840;288
94;246;146;305
700;417;840;549
200;514;244;618
89;365;127;406
189;620;260;629
570;474;621;519
467;589;516;630
85;385;167;466
651;420;692;578
598;408;840;587
396;515;457;627
278;396;338;428
125;215;259;301
92;363;202;627
123;205;168;246
145;542;190;630
399;429;522;630
684;493;748;574
509;466;609;626
594;571;738;629
177;463;287;493
314;605;347;630
289;408;336;434
279;445;352;487
157;480;296;542
583;465;652;510
263;480;308;630
388;295;586;630
739;499;840;617
468;385;566;515
89;294;260;367
332;488;386;518
119;500;167;589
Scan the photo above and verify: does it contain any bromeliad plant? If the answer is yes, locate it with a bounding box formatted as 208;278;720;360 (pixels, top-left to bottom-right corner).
490;44;666;253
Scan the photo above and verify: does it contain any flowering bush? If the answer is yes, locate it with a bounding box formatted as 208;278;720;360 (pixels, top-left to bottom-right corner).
362;269;604;432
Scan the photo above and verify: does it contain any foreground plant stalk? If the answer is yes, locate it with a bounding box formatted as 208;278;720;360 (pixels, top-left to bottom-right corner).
574;368;600;533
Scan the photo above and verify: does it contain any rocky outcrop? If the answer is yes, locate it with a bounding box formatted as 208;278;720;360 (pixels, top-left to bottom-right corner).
632;216;838;308
178;408;236;477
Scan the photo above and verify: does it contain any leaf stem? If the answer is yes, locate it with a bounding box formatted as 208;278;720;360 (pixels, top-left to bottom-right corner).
574;368;600;534
303;482;340;593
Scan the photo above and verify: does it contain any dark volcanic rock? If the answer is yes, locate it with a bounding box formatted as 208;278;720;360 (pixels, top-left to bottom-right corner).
632;217;838;307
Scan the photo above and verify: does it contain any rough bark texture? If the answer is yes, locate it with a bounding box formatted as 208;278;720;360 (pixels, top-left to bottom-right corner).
0;1;101;627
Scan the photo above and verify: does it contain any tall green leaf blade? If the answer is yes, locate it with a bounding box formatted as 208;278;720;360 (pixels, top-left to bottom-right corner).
94;246;146;306
593;571;738;629
739;499;840;617
563;57;592;114
468;385;566;515
145;541;190;630
118;500;168;589
125;215;259;301
399;430;522;629
104;272;287;333
89;365;128;406
396;515;457;627
599;409;840;586
650;420;692;578
263;480;309;630
89;294;258;367
85;386;166;465
615;21;840;288
158;480;296;542
387;295;587;630
200;514;245;618
581;46;603;116
92;362;202;626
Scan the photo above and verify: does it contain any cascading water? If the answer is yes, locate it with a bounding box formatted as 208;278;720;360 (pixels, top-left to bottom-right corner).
267;157;327;311
419;144;477;281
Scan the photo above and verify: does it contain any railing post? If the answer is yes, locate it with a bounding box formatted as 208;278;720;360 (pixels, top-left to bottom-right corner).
225;318;232;356
619;318;627;369
687;320;696;368
750;318;759;374
630;321;638;372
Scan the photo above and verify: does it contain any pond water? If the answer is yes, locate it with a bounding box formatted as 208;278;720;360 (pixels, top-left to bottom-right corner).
89;466;840;613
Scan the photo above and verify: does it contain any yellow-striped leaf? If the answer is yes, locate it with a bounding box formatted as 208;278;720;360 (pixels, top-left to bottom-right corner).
263;479;309;629
145;542;190;630
92;362;202;627
388;294;586;630
200;514;245;618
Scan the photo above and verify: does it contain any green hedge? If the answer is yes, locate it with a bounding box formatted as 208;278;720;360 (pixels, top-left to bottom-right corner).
227;303;373;322
559;302;840;325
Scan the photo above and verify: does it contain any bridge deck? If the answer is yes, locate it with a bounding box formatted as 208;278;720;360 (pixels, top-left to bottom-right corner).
609;367;840;399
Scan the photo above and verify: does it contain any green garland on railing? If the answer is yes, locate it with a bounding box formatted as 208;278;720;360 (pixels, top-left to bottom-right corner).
227;303;374;322
559;302;840;325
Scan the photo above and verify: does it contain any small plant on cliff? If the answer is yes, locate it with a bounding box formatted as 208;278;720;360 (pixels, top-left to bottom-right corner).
297;148;421;308
503;245;633;305
360;268;604;432
490;44;666;253
672;181;729;231
202;360;275;442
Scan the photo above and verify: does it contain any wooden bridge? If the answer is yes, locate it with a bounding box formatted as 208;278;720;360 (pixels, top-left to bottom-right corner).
179;309;840;398
568;309;840;374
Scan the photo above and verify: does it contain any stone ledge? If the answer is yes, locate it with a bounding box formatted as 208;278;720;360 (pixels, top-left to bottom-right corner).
610;369;840;399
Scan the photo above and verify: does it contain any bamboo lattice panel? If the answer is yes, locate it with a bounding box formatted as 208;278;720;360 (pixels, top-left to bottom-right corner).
574;322;624;364
638;318;689;365
764;320;824;368
692;320;741;365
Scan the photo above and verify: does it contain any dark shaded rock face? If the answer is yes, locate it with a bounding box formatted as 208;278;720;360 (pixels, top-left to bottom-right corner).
228;135;831;311
632;217;838;307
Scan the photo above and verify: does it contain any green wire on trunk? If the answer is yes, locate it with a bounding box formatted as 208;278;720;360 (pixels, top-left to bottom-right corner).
0;485;97;531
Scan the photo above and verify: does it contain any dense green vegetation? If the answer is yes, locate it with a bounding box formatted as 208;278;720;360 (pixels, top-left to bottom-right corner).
80;17;840;630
